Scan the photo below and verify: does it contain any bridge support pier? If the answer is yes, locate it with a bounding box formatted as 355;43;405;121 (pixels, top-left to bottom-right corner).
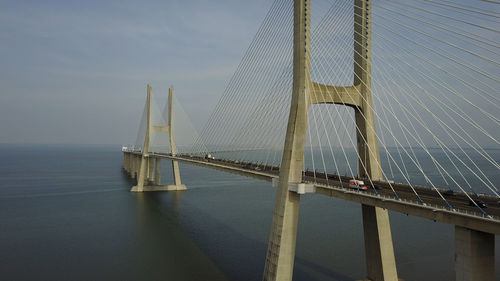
155;158;161;185
123;153;129;173
126;153;131;174
136;155;141;179
126;154;132;176
362;205;398;281
147;157;155;184
172;160;182;186
131;156;186;192
454;226;495;281
132;155;148;192
129;154;133;175
131;154;137;179
135;155;140;179
263;185;301;280
142;158;186;191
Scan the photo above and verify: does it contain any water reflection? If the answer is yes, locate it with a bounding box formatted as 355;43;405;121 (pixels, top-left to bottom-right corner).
133;190;228;280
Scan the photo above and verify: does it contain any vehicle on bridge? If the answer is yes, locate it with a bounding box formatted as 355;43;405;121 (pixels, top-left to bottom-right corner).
349;179;368;191
469;198;487;208
443;190;455;196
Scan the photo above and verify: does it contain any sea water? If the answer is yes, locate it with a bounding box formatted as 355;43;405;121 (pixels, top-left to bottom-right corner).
0;144;498;280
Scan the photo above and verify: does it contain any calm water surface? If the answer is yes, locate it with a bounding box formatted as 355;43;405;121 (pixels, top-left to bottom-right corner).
0;144;498;280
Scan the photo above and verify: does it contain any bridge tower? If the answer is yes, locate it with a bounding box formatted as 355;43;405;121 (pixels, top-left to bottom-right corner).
263;1;398;280
131;85;187;192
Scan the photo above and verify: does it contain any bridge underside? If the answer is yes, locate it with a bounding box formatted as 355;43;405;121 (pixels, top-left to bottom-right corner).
125;151;500;235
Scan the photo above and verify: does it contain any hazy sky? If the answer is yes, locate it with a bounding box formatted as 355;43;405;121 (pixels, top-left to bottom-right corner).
0;0;271;145
1;0;498;149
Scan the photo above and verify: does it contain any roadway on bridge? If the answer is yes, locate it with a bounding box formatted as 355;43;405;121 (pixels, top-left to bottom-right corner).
155;153;500;219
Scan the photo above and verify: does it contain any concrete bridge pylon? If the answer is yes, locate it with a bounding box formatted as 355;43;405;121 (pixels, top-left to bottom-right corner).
131;85;187;192
263;1;398;280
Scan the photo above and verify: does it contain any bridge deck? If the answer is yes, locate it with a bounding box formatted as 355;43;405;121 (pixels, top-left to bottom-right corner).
126;151;500;234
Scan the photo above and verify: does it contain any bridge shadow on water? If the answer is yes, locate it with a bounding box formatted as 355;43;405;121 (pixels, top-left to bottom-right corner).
133;186;355;281
131;191;229;280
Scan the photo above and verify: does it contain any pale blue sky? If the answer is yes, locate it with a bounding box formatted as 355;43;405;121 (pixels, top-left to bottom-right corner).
0;0;498;149
0;0;271;144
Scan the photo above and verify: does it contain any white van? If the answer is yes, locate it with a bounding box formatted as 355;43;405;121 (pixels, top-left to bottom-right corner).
349;179;368;190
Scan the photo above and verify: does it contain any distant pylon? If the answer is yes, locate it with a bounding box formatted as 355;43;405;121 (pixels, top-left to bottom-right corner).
131;85;186;192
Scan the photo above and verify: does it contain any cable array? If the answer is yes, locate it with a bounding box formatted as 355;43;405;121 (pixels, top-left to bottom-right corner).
132;0;499;215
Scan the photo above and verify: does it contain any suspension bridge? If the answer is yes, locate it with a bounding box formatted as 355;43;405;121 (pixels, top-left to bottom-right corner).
122;0;499;280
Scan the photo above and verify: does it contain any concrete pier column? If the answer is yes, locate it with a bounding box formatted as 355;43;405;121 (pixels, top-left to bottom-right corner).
148;157;155;183
124;153;128;173
155;158;161;185
172;160;182;186
123;153;128;173
131;155;137;179
133;156;147;192
455;226;495;281
133;155;138;178
127;154;132;174
125;153;131;174
130;154;136;179
362;205;398;281
135;155;140;179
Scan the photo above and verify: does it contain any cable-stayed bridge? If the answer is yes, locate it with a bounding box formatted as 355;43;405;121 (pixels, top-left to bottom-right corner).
122;0;499;280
